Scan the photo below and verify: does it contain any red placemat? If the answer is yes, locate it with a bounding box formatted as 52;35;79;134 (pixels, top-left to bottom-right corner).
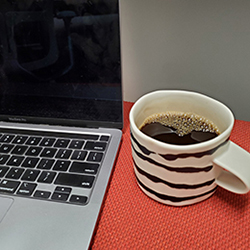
91;102;250;249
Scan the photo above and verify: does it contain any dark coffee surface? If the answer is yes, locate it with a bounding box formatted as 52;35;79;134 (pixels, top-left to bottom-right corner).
140;122;218;145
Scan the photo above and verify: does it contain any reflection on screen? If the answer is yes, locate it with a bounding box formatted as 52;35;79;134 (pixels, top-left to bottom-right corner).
0;0;122;127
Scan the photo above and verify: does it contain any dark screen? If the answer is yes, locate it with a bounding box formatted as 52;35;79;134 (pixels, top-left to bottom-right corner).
0;0;122;128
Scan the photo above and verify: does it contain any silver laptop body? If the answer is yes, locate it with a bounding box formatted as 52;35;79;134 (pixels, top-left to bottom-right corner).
0;1;122;249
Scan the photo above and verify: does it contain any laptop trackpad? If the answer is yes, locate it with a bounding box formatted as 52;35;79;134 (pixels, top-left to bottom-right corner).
0;196;13;223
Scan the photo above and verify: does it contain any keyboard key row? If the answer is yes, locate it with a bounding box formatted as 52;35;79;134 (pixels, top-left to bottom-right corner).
0;180;88;205
0;130;104;140
0;171;94;191
0;147;103;165
0;138;107;152
1;158;99;177
0;161;99;181
0;133;108;150
0;144;106;159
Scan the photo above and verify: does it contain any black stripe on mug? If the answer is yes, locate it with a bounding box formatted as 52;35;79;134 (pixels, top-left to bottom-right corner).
136;177;217;203
134;160;215;189
130;132;154;156
131;131;229;161
132;143;213;173
159;140;228;161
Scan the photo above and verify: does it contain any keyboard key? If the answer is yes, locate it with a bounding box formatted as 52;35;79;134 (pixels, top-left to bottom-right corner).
51;192;69;202
87;152;103;162
69;140;84;149
21;157;39;168
55;186;72;194
26;137;42;145
53;160;70;171
12;136;28;144
17;182;37;196
40;148;57;158
71;150;87;161
69;195;87;205
55;149;72;159
0;154;10;164
0;134;15;143
21;169;40;182
84;141;107;151
37;159;55;170
80;134;99;140
0;180;20;193
40;138;56;147
25;146;42;156
0;166;9;178
7;156;25;166
6;168;24;179
100;135;110;142
54;139;70;148
34;190;51;199
12;145;28;155
55;173;94;188
0;144;14;153
69;162;99;175
38;171;56;184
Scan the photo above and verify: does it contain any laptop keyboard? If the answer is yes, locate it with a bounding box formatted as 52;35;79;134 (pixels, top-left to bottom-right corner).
0;129;110;206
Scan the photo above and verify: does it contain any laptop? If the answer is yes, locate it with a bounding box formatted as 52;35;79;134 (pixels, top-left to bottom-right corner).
0;1;122;249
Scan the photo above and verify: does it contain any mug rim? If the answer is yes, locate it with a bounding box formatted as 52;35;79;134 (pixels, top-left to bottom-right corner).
129;90;234;153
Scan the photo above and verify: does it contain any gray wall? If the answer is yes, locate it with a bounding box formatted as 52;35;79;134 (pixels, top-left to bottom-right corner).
120;0;250;121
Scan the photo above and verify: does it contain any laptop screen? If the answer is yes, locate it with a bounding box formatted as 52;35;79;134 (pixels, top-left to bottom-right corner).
0;0;122;129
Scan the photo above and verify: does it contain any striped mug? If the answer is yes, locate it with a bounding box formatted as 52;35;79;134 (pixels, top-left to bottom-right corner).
130;90;250;206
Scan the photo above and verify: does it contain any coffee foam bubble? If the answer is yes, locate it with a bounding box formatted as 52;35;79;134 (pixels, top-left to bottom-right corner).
140;111;220;136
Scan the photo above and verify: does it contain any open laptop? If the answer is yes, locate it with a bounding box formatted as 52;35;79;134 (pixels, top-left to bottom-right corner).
0;1;122;249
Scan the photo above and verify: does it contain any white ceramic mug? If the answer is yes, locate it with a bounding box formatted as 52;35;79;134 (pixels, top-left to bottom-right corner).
129;90;250;206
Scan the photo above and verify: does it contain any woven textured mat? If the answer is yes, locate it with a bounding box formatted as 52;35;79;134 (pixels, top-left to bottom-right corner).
91;102;250;249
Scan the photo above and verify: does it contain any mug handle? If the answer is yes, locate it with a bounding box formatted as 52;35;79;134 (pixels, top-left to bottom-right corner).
213;141;250;194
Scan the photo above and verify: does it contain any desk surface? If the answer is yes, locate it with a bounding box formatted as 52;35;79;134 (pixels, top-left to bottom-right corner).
92;101;250;249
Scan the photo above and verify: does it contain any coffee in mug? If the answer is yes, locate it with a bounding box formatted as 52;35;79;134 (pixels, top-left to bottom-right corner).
139;111;220;145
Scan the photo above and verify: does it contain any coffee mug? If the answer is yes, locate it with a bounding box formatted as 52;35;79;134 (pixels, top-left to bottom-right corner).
129;90;250;206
